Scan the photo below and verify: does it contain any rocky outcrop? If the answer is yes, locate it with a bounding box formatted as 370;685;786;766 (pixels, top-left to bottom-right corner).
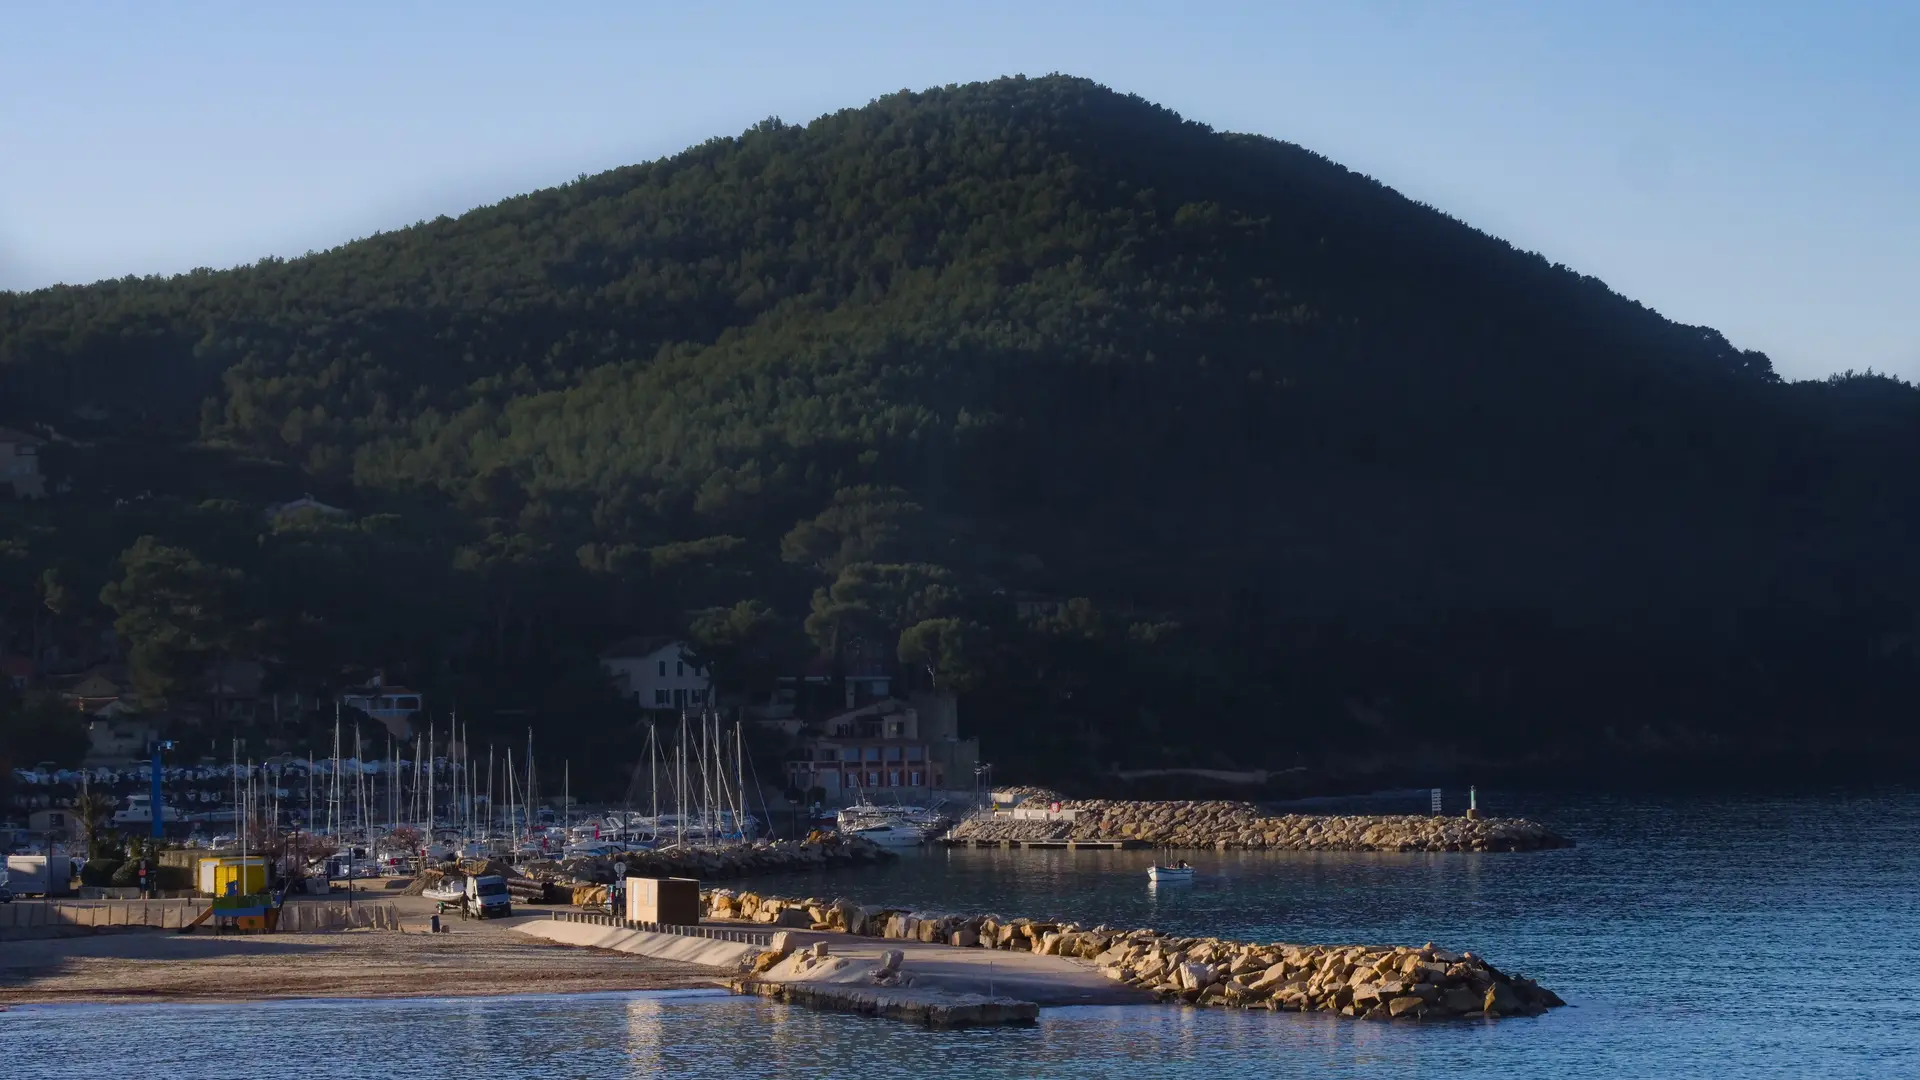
730;977;1040;1027
946;801;1570;852
698;888;1565;1021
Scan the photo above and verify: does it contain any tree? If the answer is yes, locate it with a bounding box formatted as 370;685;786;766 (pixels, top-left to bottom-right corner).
781;488;925;575
898;617;991;693
99;537;250;703
73;789;115;858
686;601;809;697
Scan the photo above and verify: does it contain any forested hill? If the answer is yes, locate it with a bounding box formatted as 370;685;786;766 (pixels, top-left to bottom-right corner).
3;75;1917;791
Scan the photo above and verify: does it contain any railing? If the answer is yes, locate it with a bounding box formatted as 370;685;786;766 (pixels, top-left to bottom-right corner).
548;909;773;945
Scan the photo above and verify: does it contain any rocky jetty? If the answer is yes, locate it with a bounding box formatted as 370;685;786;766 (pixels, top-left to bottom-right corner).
701;889;1564;1021
412;836;895;899
946;801;1570;852
731;976;1040;1028
529;835;895;884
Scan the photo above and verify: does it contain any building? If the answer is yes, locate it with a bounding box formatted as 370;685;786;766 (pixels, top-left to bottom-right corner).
783;693;978;801
783;636;894;710
264;494;347;526
28;808;78;841
63;665;130;713
338;674;424;739
600;637;712;711
85;715;160;765
0;428;46;499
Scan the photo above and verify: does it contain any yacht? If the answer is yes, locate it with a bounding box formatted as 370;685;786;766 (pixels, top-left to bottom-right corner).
836;797;949;833
111;793;180;827
847;819;933;848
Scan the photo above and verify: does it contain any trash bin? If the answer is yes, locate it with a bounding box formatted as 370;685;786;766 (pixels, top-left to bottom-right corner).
430;913;441;934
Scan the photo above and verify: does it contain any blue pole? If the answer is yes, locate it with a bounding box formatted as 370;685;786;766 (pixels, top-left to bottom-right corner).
151;742;165;840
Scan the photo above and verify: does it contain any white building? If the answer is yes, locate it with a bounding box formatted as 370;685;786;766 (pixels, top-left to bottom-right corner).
600;637;711;711
338;674;424;739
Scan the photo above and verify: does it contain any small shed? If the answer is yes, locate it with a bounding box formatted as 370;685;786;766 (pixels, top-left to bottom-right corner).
625;876;700;925
197;856;268;897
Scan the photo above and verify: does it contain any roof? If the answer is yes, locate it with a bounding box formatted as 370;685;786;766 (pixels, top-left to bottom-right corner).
600;635;681;660
265;495;347;519
0;427;45;446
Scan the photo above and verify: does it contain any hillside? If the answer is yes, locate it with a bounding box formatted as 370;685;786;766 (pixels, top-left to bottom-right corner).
4;75;1918;791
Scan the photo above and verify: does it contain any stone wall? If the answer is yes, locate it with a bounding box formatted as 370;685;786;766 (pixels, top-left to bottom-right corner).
700;888;1564;1021
947;801;1570;851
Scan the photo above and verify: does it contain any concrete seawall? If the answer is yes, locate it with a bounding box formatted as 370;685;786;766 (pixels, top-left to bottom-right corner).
0;900;401;939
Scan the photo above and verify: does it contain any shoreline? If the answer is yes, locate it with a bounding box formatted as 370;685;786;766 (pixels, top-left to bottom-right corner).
0;897;718;1008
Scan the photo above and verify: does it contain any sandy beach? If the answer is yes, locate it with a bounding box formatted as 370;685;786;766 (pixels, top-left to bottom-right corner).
0;895;716;1006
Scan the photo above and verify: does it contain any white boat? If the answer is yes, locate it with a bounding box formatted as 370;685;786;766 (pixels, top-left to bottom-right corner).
111;793;180;827
848;821;932;848
1147;862;1195;881
422;877;466;902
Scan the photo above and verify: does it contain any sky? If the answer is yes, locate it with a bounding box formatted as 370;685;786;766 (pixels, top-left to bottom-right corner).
2;1;1914;381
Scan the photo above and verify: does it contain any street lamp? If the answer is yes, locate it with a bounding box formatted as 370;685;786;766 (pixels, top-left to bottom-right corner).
148;740;176;841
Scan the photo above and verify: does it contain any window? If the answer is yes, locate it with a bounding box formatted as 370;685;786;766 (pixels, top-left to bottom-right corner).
676;660;684;677
889;771;900;787
886;747;903;761
690;688;703;704
398;697;419;710
845;773;859;788
658;660;666;676
910;771;923;787
864;747;881;761
907;747;925;763
654;689;668;705
866;771;878;786
842;748;859;762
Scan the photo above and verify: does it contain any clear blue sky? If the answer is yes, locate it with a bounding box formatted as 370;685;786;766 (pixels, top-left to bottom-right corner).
3;1;1914;380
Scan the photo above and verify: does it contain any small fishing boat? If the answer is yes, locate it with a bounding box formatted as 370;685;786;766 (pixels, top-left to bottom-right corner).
1147;861;1194;881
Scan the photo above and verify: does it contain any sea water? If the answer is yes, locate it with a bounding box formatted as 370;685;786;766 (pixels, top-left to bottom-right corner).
5;791;1916;1078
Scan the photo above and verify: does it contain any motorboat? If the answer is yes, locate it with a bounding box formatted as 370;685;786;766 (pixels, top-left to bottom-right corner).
837;798;948;832
1147;862;1195;882
848;820;932;848
111;793;180;827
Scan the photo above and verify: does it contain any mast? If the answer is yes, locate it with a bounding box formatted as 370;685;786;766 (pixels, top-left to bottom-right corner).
306;752;314;836
735;716;746;842
676;712;687;848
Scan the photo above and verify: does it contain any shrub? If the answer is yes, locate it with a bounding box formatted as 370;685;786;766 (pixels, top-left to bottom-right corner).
80;859;123;887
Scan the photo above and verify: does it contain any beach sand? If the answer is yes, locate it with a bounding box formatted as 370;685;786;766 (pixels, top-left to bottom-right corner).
0;895;715;1006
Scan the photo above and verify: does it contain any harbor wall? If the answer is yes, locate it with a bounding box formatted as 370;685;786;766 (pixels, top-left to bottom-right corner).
700;888;1565;1021
946;802;1571;851
0;899;400;937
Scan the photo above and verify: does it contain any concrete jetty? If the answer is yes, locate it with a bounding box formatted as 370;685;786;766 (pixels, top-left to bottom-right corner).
511;911;1137;1025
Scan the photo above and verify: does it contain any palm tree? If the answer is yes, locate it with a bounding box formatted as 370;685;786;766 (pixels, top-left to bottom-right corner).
73;790;114;859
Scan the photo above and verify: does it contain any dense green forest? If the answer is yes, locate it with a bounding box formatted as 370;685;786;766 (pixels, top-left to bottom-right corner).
4;75;1918;793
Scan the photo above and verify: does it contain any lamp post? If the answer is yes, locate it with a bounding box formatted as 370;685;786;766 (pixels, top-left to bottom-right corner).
148;740;175;841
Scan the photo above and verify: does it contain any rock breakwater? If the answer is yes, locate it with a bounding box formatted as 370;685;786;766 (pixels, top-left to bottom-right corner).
947;801;1570;851
702;889;1564;1020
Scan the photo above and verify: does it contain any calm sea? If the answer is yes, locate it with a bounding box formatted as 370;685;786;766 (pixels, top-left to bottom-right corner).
6;791;1916;1078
